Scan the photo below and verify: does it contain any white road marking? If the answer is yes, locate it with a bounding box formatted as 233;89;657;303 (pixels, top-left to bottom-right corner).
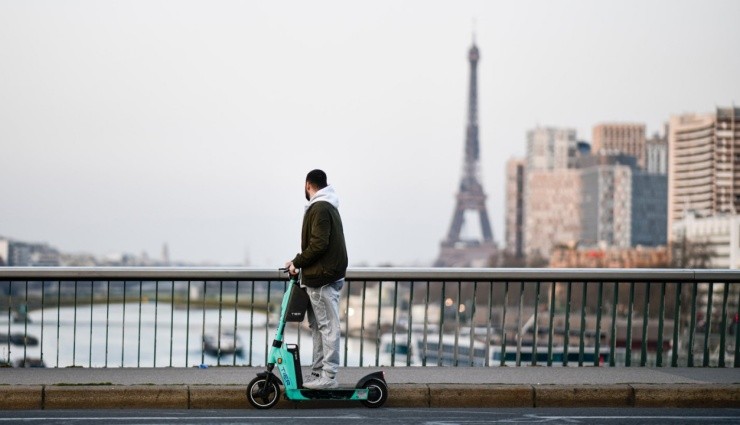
0;416;365;422
424;415;740;424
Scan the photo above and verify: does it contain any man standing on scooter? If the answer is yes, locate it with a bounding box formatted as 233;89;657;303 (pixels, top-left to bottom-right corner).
285;169;348;390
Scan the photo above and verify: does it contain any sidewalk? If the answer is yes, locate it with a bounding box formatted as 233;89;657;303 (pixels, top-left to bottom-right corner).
1;367;739;409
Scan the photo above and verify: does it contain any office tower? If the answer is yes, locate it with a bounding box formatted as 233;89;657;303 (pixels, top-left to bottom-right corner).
580;154;666;248
668;107;740;239
505;158;525;260
592;123;646;169
526;127;578;171
524;169;582;260
645;130;668;175
522;126;579;260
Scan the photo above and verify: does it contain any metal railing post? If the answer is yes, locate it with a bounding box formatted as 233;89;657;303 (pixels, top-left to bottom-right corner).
626;282;635;367
595;281;603;367
532;281;540;366
169;281;175;367
500;281;509;367
657;282;666;367
547;282;556;367
734;288;740;368
391;281;399;367
578;282;588;367
703;283;715;367
516;281;524;367
421;281;429;367
719;282;730;367
640;282;651;367
407;281;415;367
454;281;461;367
233;281;240;367
137;281;143;367
105;281;110;368
121;281;126;367
216;280;224;366
360;281;367;367
376;281;383;368
688;282;698;367
609;282;618;367
469;281;477;366
564;281;572;366
437;281;445;367
57;280;61;368
72;280;78;367
671;282;682;367
40;281;46;368
88;281;93;367
186;280;192;368
154;280;160;367
485;280;493;367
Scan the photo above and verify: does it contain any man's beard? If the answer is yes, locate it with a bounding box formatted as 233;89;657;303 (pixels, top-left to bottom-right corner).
305;189;310;201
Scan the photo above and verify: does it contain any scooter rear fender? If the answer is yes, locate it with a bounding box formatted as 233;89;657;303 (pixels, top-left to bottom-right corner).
355;371;386;388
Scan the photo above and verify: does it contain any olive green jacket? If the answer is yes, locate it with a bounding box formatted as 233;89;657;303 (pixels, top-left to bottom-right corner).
291;200;348;287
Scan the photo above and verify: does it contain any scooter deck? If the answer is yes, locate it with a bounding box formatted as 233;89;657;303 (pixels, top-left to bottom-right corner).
291;388;369;400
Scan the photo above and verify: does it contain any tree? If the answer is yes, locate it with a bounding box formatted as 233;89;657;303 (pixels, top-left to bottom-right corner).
670;232;715;268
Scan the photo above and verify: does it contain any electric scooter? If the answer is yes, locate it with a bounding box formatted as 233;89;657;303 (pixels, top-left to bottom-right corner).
246;269;388;409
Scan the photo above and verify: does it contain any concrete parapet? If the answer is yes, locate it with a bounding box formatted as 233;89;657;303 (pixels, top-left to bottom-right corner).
429;384;534;408
0;386;42;410
534;384;632;407
632;384;740;408
44;385;188;409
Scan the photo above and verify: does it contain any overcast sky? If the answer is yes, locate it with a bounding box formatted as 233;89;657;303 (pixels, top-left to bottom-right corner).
1;0;739;266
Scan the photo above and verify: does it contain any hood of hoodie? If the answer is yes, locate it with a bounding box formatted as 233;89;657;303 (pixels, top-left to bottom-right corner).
306;185;340;211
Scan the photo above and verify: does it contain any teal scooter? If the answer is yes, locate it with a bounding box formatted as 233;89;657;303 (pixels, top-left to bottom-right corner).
246;269;388;409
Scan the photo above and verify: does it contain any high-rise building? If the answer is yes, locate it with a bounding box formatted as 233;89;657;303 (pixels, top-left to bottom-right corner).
505;158;525;259
631;171;668;247
645;130;668;175
579;153;667;249
580;161;633;248
436;42;497;267
526;127;577;171
592;123;646;169
522;126;579;260
524;169;582;260
667;107;740;240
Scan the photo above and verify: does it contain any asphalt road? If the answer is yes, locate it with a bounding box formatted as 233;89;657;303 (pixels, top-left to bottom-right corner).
1;408;739;425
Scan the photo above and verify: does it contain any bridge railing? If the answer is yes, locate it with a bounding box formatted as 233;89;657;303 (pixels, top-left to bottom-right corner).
0;268;738;368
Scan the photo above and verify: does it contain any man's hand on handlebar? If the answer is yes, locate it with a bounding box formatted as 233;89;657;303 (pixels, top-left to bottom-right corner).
283;261;299;276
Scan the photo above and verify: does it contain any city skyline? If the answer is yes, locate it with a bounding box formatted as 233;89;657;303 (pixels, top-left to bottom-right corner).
1;1;739;266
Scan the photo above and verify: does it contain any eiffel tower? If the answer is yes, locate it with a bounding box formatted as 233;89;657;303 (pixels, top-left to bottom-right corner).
435;41;497;267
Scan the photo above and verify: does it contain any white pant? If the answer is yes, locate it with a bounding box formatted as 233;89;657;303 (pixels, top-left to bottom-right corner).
306;278;343;377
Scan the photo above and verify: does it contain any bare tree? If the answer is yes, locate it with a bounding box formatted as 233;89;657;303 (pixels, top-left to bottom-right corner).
670;233;715;268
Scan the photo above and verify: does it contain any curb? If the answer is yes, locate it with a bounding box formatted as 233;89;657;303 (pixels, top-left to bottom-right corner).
44;386;189;409
534;385;633;408
632;384;740;408
0;386;42;410
0;384;739;409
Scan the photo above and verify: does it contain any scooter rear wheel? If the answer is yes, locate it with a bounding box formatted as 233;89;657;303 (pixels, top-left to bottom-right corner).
247;376;281;409
360;378;388;408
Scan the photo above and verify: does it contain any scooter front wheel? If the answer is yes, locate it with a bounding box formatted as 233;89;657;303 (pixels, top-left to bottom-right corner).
360;378;388;408
247;376;281;409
